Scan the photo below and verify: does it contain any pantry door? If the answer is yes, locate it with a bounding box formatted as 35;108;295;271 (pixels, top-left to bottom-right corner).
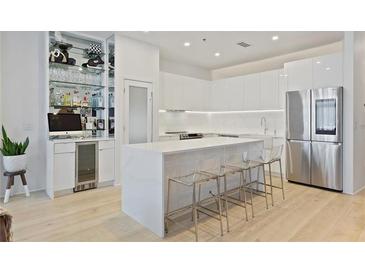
124;80;153;144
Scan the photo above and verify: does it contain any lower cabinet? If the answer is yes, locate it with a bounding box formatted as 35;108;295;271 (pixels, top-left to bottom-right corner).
54;151;76;191
49;140;115;197
98;141;115;183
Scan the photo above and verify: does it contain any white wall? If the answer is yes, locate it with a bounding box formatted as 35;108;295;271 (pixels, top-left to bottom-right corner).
114;34;160;186
352;32;365;193
211;42;342;80
160;59;211;80
0;31;47;196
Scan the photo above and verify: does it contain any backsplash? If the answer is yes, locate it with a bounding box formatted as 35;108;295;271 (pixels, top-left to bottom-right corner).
159;111;285;137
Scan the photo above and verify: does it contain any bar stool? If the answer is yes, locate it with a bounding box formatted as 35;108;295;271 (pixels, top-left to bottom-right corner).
165;166;226;242
200;155;253;229
224;151;269;217
251;145;285;206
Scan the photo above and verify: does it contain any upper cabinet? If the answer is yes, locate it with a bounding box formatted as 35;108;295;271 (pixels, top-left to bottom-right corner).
284;52;343;91
285;58;313;91
278;68;288;109
159;72;211;111
259;70;279;110
225;76;245;110
312;52;343;88
159;52;343;112
211;76;245;111
243;73;261;110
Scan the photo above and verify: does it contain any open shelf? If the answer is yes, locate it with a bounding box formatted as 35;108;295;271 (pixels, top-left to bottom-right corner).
50;62;105;74
49;80;105;91
50;105;105;110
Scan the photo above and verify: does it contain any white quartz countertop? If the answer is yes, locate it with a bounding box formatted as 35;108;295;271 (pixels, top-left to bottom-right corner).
159;131;284;138
123;137;263;155
49;136;115;143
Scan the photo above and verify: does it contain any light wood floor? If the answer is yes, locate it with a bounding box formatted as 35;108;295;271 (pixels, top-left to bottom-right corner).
2;177;365;241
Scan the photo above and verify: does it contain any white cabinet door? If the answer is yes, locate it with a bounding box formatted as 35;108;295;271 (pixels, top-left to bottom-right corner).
99;148;115;182
244;73;261;110
285;58;313;91
54;152;75;191
312;52;343;88
278;68;288;109
160;72;183;110
225;76;245;110
260;70;279;109
210;79;226;111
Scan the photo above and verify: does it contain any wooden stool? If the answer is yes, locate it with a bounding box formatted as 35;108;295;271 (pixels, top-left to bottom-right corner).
3;170;30;203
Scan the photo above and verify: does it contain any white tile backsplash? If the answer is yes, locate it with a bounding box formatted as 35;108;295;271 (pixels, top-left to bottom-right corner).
159;111;285;136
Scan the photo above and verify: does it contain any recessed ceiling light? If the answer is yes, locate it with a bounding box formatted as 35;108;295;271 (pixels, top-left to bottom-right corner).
184;42;191;47
316;61;321;64
272;35;279;41
214;52;221;57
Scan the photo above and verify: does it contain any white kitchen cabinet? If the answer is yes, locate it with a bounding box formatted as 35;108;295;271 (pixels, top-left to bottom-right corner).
211;79;226;111
224;76;245;110
160;72;211;111
244;73;261;110
260;70;279;109
285;58;313;91
312;53;343;88
98;141;115;183
278;68;288;109
160;72;184;110
54;151;76;191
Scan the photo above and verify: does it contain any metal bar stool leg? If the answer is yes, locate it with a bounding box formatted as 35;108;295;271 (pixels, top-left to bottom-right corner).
241;171;249;221
216;178;224;236
223;175;230;232
165;179;172;233
192;183;199;242
279;159;285;200
238;172;243;201
248;168;255;218
262;165;269;210
268;163;274;206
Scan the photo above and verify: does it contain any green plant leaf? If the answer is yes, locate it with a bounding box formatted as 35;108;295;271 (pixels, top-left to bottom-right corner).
0;126;29;156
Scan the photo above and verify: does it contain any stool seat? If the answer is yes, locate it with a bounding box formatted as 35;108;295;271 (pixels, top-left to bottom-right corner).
4;170;26;177
3;169;29;204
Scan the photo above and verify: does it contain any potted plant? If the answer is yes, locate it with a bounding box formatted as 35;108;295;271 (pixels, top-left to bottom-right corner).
0;126;29;173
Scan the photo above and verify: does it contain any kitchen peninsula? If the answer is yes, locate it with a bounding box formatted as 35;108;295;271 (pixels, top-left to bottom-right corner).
121;137;264;237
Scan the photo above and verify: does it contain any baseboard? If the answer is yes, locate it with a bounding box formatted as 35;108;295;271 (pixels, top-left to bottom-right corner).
351;184;365;195
0;187;45;198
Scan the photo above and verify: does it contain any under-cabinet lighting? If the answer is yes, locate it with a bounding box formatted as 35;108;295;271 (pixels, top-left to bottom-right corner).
214;52;221;57
272;35;279;41
159;109;284;114
316;61;321;64
184;42;191;47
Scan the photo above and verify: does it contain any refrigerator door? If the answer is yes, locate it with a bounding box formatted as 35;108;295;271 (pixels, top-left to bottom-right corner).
311;87;343;142
286;140;311;184
311;142;343;191
286;90;311;141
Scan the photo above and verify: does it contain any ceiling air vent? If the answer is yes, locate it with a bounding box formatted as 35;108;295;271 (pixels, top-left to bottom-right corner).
237;41;251;48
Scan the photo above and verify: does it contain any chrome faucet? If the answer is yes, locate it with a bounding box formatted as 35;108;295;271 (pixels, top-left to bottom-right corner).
260;116;268;135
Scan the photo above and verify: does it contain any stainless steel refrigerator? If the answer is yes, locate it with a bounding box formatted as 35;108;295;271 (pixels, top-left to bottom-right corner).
286;87;343;191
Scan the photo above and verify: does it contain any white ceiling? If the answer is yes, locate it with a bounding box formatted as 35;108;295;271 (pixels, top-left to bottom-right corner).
83;31;344;70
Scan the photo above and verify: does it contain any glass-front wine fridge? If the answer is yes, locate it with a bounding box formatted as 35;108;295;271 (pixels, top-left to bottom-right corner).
75;142;98;192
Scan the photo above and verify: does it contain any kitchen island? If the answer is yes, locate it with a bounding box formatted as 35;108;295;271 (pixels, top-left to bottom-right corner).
121;137;264;237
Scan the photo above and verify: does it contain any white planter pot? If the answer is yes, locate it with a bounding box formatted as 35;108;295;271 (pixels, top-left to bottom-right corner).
3;154;27;172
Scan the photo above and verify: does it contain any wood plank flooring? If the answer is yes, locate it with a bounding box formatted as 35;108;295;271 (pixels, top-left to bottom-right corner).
2;177;365;241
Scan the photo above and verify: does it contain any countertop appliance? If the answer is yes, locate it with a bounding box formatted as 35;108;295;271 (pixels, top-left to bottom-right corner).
286;87;343;191
179;133;204;140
